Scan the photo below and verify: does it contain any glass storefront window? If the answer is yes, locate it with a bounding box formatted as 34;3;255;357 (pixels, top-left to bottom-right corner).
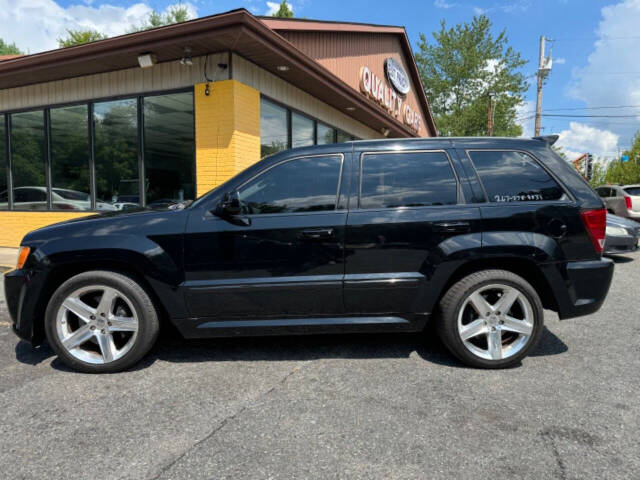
292;112;314;148
11;111;47;210
317;123;336;145
50;105;92;211
143;92;195;207
337;130;354;143
94;99;139;208
260;98;288;158
0;116;6;210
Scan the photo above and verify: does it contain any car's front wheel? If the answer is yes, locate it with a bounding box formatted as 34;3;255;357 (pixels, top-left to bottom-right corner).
45;270;160;373
437;269;544;368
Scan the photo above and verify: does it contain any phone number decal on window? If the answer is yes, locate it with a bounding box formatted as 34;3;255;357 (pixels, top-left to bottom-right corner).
494;194;544;202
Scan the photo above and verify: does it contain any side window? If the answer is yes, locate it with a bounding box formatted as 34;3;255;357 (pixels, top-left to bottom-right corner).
239;155;342;214
360;151;458;209
469;150;565;203
597;187;610;198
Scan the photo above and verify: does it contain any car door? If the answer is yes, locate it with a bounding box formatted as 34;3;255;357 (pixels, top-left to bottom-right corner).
183;153;348;322
343;148;482;323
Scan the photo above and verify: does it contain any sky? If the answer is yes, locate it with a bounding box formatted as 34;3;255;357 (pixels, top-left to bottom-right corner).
1;0;639;159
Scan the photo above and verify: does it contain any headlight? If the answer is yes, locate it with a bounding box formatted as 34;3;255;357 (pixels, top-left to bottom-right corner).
606;226;628;236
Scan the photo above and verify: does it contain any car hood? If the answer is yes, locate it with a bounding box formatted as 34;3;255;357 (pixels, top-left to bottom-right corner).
21;207;189;247
607;214;639;229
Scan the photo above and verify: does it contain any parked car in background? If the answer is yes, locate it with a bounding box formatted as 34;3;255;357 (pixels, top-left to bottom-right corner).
5;136;614;373
0;187;117;211
595;184;640;220
604;213;640;255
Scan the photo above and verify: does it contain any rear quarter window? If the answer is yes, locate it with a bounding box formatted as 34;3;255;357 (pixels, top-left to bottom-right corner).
624;187;640;196
468;150;565;203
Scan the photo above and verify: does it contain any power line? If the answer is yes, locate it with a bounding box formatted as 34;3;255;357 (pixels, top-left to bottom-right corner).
541;113;640;118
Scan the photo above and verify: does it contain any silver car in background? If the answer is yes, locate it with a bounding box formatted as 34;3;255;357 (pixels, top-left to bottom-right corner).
604;213;640;255
596;184;640;220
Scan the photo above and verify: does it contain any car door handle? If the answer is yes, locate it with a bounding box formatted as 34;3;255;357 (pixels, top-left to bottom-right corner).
300;228;334;240
432;221;471;233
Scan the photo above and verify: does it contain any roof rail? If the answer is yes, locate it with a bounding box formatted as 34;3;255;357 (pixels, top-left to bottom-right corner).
533;134;559;146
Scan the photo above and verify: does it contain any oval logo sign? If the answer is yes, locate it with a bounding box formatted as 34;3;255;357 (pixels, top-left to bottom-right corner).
384;58;410;95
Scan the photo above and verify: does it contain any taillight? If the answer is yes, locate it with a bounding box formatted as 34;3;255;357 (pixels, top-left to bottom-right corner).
625;196;632;210
580;208;606;254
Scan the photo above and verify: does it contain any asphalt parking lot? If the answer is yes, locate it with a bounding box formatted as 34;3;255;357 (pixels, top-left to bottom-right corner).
1;253;639;480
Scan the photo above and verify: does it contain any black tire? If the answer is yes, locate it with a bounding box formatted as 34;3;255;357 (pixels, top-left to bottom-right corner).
437;269;544;369
44;270;160;373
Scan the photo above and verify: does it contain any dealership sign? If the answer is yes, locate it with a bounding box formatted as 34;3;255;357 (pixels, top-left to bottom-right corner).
359;59;421;133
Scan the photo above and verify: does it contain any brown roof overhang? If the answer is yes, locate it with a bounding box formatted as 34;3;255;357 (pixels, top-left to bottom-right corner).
260;17;438;137
0;9;429;137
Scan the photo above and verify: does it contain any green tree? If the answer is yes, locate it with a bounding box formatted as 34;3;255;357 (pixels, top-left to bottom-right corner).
587;132;640;187
58;29;107;48
415;15;528;137
272;1;294;18
0;38;23;55
130;3;193;32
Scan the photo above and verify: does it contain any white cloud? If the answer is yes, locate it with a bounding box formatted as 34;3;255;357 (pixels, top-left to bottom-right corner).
473;7;485;15
556;122;620;159
266;1;293;16
434;0;458;8
554;57;566;65
568;0;640;148
516;100;535;138
0;0;198;54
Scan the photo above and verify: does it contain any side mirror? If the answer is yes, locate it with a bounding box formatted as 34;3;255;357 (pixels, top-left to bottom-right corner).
219;191;242;217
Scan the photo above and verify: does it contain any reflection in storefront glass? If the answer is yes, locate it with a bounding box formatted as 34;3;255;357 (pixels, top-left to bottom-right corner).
316;123;336;145
50;105;93;211
0;116;6;210
292;112;314;148
10;111;47;210
94;99;139;208
143;92;195;207
260;99;288;158
337;130;354;143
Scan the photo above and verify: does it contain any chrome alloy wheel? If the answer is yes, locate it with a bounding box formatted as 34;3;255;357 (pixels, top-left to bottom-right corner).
457;283;534;361
55;285;139;364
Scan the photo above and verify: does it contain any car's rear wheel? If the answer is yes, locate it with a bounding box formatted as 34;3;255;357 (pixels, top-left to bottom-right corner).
437;270;544;368
45;270;159;373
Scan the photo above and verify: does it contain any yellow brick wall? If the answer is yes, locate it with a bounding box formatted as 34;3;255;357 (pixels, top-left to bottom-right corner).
194;79;261;197
0;211;90;247
0;79;260;248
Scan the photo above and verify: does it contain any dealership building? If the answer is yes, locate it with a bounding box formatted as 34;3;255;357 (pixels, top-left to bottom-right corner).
0;8;436;247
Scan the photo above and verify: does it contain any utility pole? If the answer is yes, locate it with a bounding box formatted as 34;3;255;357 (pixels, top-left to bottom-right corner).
487;93;495;136
534;36;552;136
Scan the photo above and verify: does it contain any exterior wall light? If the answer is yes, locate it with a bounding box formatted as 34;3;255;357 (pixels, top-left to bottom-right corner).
345;106;356;111
276;65;290;71
180;47;193;67
138;53;157;68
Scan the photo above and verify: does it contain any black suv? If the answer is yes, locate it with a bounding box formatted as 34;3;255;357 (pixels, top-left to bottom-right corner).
4;136;613;372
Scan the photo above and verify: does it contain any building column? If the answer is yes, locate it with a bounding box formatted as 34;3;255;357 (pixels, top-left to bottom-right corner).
194;79;261;197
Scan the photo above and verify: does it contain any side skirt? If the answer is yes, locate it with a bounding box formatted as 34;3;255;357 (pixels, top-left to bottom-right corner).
172;315;429;339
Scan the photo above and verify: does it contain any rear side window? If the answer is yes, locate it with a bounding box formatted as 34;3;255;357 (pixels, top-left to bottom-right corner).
360;151;457;209
469;150;564;202
624;187;640;196
597;187;611;198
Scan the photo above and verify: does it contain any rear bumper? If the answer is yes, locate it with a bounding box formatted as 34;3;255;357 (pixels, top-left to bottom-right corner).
549;258;614;320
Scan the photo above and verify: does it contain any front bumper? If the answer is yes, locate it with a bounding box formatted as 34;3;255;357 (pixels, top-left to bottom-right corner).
4;268;46;344
549;258;615;320
604;234;639;255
